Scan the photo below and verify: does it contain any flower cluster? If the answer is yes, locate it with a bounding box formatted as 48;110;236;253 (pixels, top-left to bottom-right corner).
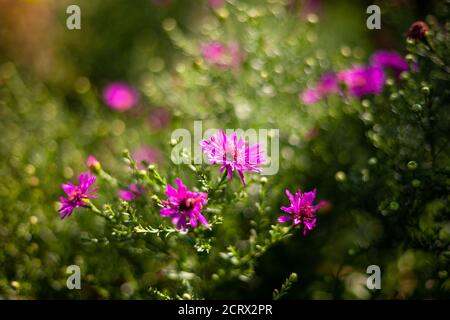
58;130;322;236
301;50;410;104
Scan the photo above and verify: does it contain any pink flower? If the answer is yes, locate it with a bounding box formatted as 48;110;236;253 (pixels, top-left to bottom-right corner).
337;66;385;97
301;88;322;105
200;130;265;186
201;41;243;69
300;73;339;105
132;146;162;170
209;0;224;9
86;155;100;171
160;178;208;231
406;21;429;41
370;51;409;76
148;108;171;131
58;171;98;219
278;188;322;236
298;0;322;19
318;199;332;212
118;184;143;202
103;82;139;112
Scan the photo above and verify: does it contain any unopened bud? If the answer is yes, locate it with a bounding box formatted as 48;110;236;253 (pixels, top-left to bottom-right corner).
289;273;298;282
86;155;101;172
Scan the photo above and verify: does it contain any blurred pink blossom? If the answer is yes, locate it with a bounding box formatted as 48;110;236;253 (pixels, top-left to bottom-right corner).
201;41;243;69
132;145;163;169
209;0;224;9
103;82;139;112
148;108;171;131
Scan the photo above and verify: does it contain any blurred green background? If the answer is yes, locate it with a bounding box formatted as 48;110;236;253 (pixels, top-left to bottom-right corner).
0;0;449;299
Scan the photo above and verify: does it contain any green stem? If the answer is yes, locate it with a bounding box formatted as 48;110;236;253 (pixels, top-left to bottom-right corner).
209;171;228;198
99;169;118;187
85;200;109;220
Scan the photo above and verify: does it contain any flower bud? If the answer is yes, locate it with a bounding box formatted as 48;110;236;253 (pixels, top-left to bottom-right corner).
406;21;430;41
412;104;422;112
421;86;430;96
289;273;298;282
335;171;346;182
182;293;192;300
407;161;418;170
389;201;399;211
86;155;101;172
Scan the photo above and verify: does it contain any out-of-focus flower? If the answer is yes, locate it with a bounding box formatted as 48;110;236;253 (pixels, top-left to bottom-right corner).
370;51;409;76
318;199;332;212
406;21;429;41
58;171;98;219
118;184;144;202
301;88;322;105
337;66;385;97
103;82;139;112
298;0;322;20
209;0;224;9
86;155;101;171
148;108;171;131
200;130;265;186
278;188;322;236
160;178;208;231
304;128;319;141
318;73;339;94
132;146;162;169
300;73;339;105
201;41;243;69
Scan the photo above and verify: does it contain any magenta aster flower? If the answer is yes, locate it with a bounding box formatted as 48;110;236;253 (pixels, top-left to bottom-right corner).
200;130;265;186
337;66;385;97
103;82;139;112
118;183;143;202
58;171;98;219
278;188;322;236
201;41;243;69
160;178;209;231
370;51;409;76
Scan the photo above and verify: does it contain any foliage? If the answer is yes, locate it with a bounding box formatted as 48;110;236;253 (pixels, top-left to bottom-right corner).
0;0;449;299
